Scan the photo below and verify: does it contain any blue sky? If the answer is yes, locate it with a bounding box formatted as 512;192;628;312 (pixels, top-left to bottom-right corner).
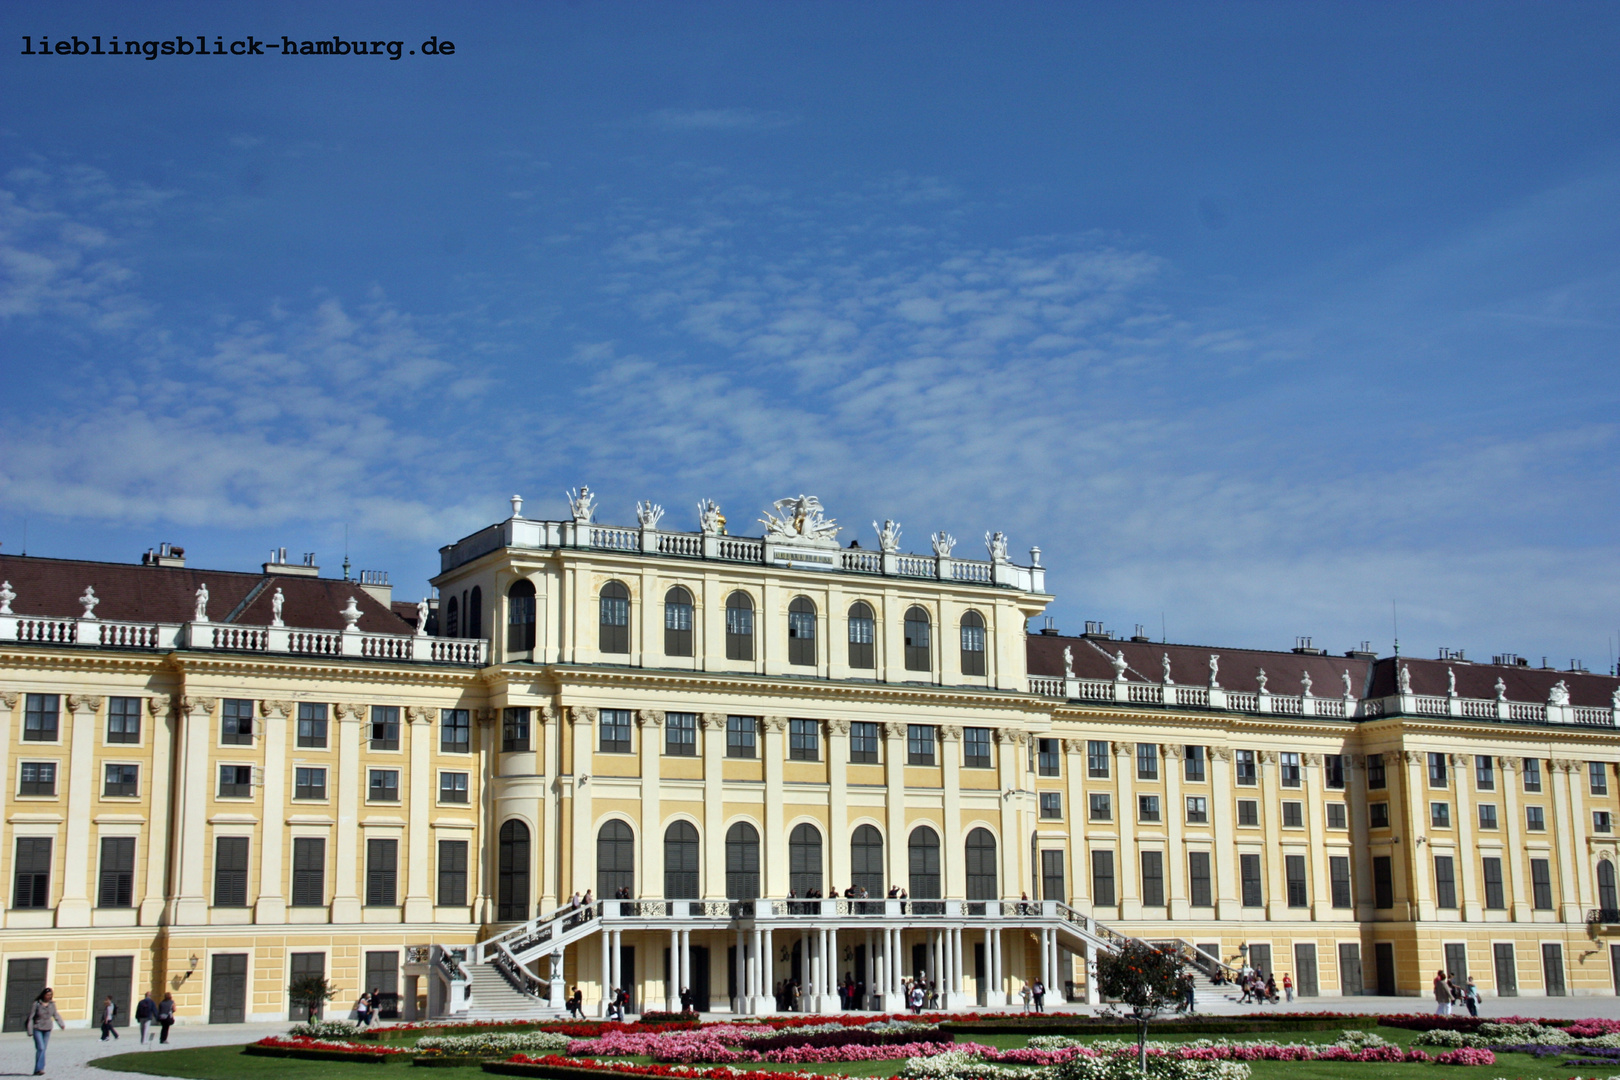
2;1;1618;666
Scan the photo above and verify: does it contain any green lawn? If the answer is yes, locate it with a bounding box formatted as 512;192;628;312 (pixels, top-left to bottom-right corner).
89;1025;1613;1080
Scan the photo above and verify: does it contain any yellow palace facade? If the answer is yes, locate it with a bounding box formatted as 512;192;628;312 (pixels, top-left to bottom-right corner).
1;492;1618;1027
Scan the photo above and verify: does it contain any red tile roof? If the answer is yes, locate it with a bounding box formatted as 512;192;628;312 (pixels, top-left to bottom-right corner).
1368;655;1620;709
1027;632;1376;698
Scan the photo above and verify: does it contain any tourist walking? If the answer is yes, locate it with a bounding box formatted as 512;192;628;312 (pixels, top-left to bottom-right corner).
25;988;64;1074
1433;970;1451;1015
1282;973;1293;1002
1464;976;1480;1017
1032;978;1046;1013
134;992;155;1043
156;993;175;1043
355;991;371;1028
99;994;120;1041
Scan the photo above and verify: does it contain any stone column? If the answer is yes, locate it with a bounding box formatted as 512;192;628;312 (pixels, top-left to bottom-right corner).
330;702;364;923
941;725;964;899
886;723;910;890
763;716;789;897
638;710;664;900
1304;753;1331;920
1259;750;1287;920
406;705;442;922
1452;753;1481;920
1551;759;1585;922
1400;750;1434;920
169;695;216;925
255;699;291;923
538;705;560;913
667;929;681;1011
599;924;612;1016
139;695;175;925
1063;739;1088;908
702;713;727;899
1347;754;1376;920
995;730;1021;905
1164;744;1187;919
56;694;103;926
1499;757;1531;918
1114;741;1140;916
1210;746;1240;918
829;719;851;892
474;707;497;921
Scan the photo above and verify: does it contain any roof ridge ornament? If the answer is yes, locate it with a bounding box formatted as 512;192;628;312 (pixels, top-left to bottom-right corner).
79;586;99;620
565;486;596;524
873;519;901;553
930;531;955;557
760;495;840;546
340;595;363;630
0;581;12;615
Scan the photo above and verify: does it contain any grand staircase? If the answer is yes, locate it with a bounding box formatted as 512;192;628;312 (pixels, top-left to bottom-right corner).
462;961;566;1022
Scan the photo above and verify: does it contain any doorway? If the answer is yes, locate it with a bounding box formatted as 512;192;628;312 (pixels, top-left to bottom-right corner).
1338;943;1364;996
1293;944;1318;997
1542;944;1566;996
1443;943;1468;983
1374;942;1396;996
3;959;48;1033
288;952;325;1020
1493;943;1517;997
92;956;133;1029
365;951;400;1019
210;954;248;1024
974;943;986;1006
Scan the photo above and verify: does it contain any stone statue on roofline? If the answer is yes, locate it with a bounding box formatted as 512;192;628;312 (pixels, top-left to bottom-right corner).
697;498;725;535
931;532;956;557
1162;653;1173;685
416;597;430;636
1300;670;1313;698
271;588;285;627
1208;653;1220;688
1062;646;1074;679
1342;669;1354;698
985;531;1010;562
1549;680;1571;707
194;583;210;623
635;501;664;529
79;587;99;619
0;581;13;615
1256;668;1268;694
1398;664;1412;694
1447;667;1457;696
1111;650;1128;680
566;486;596;524
1495;677;1507;702
341;596;363;631
874;519;902;553
760;495;840;545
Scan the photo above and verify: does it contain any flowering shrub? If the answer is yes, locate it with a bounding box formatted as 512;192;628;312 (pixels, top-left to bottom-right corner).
502;1054;823;1080
416;1031;574;1056
252;1036;406;1056
1333;1030;1394;1051
1054;1051;1253;1080
762;1040;963;1064
1570;1020;1620;1038
1434;1048;1496;1065
288;1020;363;1039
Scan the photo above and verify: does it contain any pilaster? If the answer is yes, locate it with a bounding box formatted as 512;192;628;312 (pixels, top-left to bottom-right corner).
1113;741;1139;916
255;699;291;923
1453;754;1481;920
828;718;851;892
1063;739;1088;907
638;710;664;897
1550;759;1584;922
701;714;727;899
762;716;788;896
1401;750;1434;920
1347;754;1375;920
404;706;436;922
1164;744;1187;919
139;694;173;925
941;724;964;899
889;723;911;890
331;701;363;923
1499;756;1531;919
169;695;215;925
56;693;102;926
570;707;596;896
1209;746;1240;918
1259;750;1285;919
538;705;559;912
994;729;1021;901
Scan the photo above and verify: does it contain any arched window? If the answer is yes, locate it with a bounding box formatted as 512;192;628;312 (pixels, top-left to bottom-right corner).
851;825;884;897
599;581;630;654
663;586;694;657
467;586;483;640
596;820;635;899
664;821;699;900
725;592;754;661
789;823;823;897
508;580;536;653
904;606;931;671
444;595;459;638
960;610;986;676
1600;859;1619;913
908;826;941;899
965;827;997;901
788;597;817;667
497;820;530;921
848;602;875;669
725;822;761;899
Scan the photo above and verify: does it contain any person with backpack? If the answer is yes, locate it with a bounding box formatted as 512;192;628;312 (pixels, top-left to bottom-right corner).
134;992;155;1044
156;993;175;1044
99;995;120;1041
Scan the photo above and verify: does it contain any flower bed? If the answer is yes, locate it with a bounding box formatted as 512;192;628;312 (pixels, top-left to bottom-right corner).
483;1055;824;1080
944;1016;1376;1037
416;1032;575;1059
247;1036;408;1063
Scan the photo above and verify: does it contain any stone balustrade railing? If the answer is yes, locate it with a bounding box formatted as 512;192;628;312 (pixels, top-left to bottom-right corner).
443;516;1047;593
1027;673;1619;727
0;613;487;666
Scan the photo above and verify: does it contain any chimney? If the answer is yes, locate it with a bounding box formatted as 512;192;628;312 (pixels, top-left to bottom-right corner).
263;548;320;577
141;542;186;568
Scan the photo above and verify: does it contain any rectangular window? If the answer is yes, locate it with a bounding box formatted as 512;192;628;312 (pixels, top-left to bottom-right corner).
296;702;328;748
1428;752;1448;788
1530;858;1553;910
439;772;469;804
1183;745;1206;782
1434;855;1457;909
1280;752;1301;787
221;699;254;745
292;837;325;907
789;719;820;761
1235;749;1257;786
23;694;59;742
1476;755;1495;790
368;769;400;802
850;722;880;764
1324;754;1345;789
218;765;253;798
1326;802;1348;829
437;839;468;907
213;836;248;908
1373;855;1394;909
1596;810;1614;834
1478;804;1499;829
1237;799;1259;827
1592;761;1610;797
1039;792;1062;819
1370;802;1390;829
1136;743;1159;780
963;727;992;768
1430;802;1451;828
1185;796;1208;823
441;708;471;753
1188;851;1212;906
106;697;141;743
1138;794;1160;822
294;767;327;801
1526;806;1546;831
1037;738;1060;776
1087;740;1110;778
12;838;51;909
18;762;56;796
598;709;632;753
102;763;138;798
501;707;529;752
1240;853;1263;907
665;712;697;757
1367;753;1386;789
98;837;135;908
907;725;936;766
1281;801;1303;828
1285;854;1308;907
1482;857;1505;909
1330;855;1352;908
726;716;757;759
369;705;400;751
366;838;398;906
1088;793;1112;821
1088;848;1114;906
1140;851;1165;907
1523;757;1542;792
